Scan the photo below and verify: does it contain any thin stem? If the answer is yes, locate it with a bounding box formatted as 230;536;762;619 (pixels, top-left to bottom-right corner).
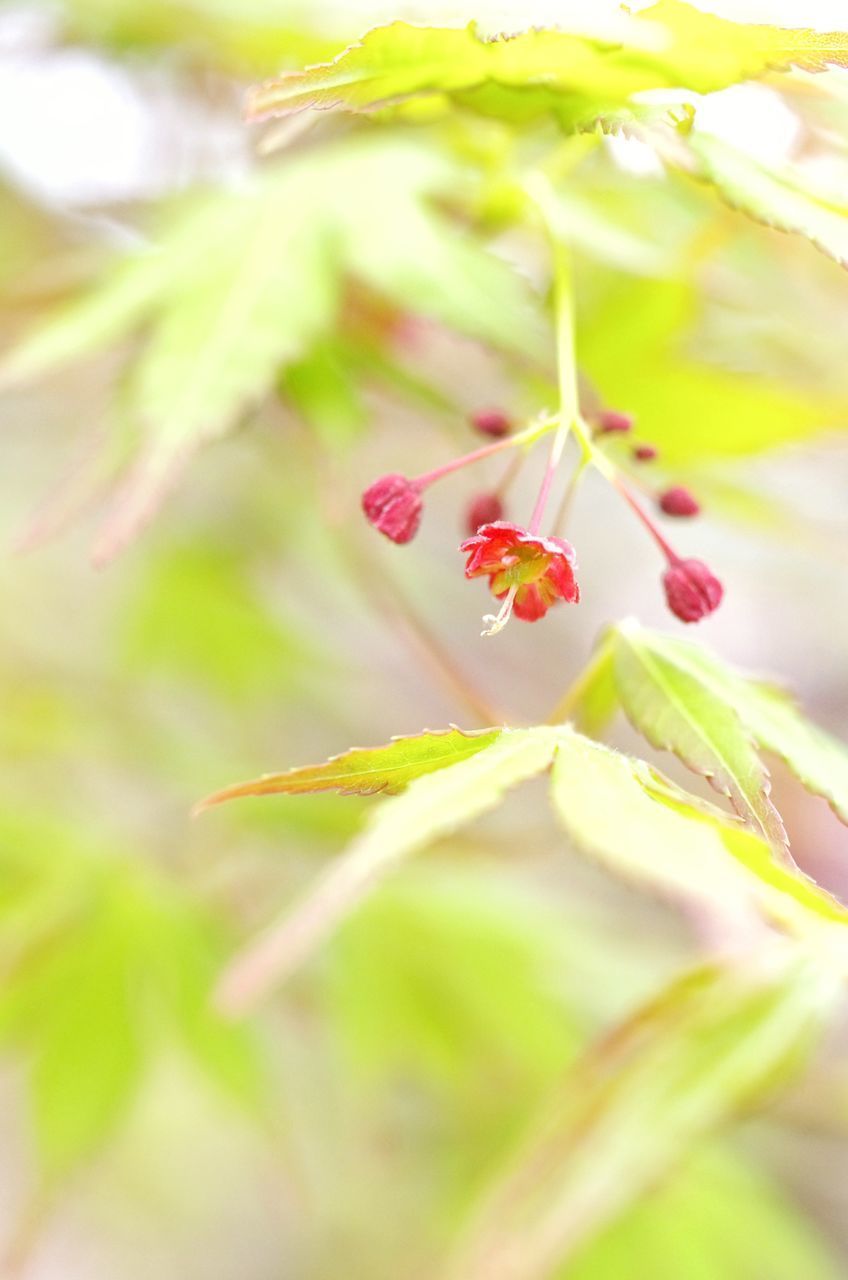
613;474;679;563
414;435;515;488
549;219;580;462
528;452;560;534
389;579;504;723
552;452;590;534
344;529;504;725
411;415;560;492
522;172;582;534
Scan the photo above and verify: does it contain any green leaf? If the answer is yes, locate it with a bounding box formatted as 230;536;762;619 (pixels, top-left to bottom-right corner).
453;952;838;1280
121;542;317;703
565;1144;843;1280
688;132;848;270
628;630;848;830
548;727;848;934
58;0;342;77
578;276;848;462
335;331;458;417
323;865;580;1092
282;338;368;447
214;728;559;1007
739;687;848;829
246;20;662;121
0;816;262;1178
637;0;848;79
247;6;848;124
141;894;264;1108
196;726;503;810
552;190;670;278
610;621;788;851
2;139;544;560
26;881;145;1178
93;201;337;563
0;201;229;389
549;634;619;736
210;714;848;1012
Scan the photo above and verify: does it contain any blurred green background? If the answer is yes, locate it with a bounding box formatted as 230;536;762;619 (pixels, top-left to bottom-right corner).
2;1;848;1277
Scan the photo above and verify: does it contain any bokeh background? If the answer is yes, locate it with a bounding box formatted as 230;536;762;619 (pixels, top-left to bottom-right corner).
2;1;848;1277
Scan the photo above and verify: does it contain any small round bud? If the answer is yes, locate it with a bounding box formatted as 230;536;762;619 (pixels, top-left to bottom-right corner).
596;409;633;435
659;486;700;518
362;473;422;544
633;444;658;462
470;408;512;438
663;558;723;623
465;492;504;535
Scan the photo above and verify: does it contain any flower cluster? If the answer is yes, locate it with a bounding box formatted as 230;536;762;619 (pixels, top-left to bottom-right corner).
361;402;724;632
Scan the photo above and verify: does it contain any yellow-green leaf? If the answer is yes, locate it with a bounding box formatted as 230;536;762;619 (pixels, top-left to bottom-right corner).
633;630;848;830
689;132;848;270
548;727;848;936
566;1145;843;1280
2;140;544;561
196;726;503;809
453;952;837;1280
214;728;559;1009
610;620;788;851
248;6;848;125
579;277;848;462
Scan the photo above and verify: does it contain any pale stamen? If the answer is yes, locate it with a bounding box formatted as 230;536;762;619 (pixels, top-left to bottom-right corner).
481;586;518;637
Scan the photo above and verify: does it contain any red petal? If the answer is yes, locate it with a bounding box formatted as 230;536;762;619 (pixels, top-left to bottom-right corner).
513;584;548;621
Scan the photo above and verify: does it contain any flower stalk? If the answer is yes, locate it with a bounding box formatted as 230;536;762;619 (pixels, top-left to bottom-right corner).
363;159;724;627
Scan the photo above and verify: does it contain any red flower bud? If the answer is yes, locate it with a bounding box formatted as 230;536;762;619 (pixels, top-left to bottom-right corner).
633;444;658;462
663;558;723;623
659;486;700;517
470;408;512;438
362;473;422;544
596;409;633;435
465;492;504;534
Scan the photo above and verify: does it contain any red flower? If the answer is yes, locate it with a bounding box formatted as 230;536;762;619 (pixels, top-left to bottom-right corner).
659;486;700;517
465;492;504;534
596;409;633;435
663;558;723;623
470;408;512;438
461;521;579;626
362;473;422;544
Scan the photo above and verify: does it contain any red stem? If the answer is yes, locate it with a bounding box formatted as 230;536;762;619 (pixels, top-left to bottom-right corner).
528;454;558;534
613;476;680;563
414;436;515;489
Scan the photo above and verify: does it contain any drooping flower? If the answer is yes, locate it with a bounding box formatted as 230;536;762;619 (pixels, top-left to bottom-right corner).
659;485;700;517
633;444;658;462
461;521;579;629
596;409;633;435
470;408;512;438
361;473;422;544
465;492;504;534
663;558;723;623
